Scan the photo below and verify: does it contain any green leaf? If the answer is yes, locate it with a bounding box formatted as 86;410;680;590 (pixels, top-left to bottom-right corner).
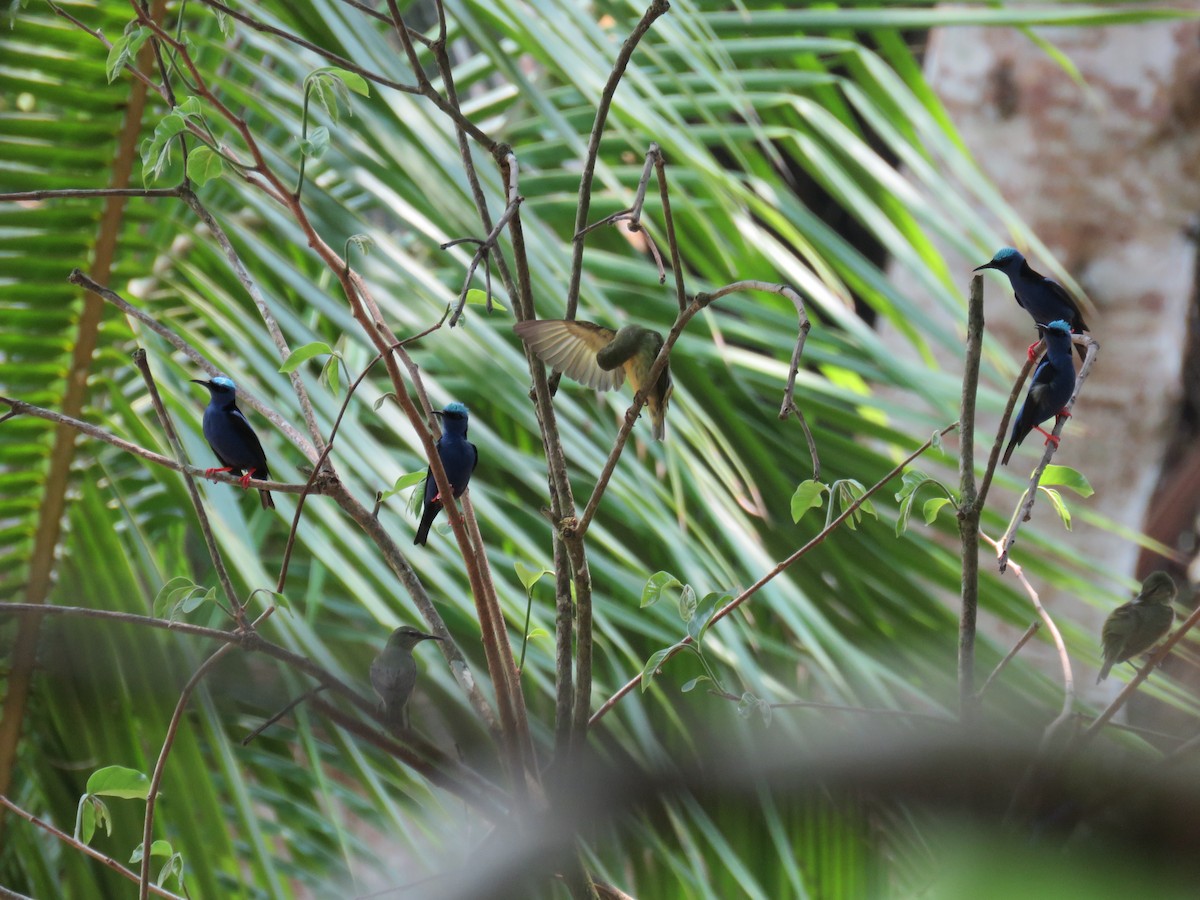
688;592;730;645
1039;486;1072;531
215;10;233;38
373;392;395;411
677;585;697;623
466;288;506;312
299;125;330;160
279;341;334;373
86;766;151;800
736;692;772;726
176;96;203;117
930;428;944;451
185;146;225;186
346;233;375;259
105;25;148;83
379;470;425;502
922;497;953;525
680;675;711;693
153;576;197;618
640;646;675;692
129;840;174;864
320;355;341;397
325;67;370;97
179;587;212;615
790;479;827;523
514;560;551;594
526;628;550;641
641;571;683;608
1041;464;1094;498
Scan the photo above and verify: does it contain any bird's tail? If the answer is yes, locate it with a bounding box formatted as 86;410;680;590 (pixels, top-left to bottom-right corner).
1001;434;1019;466
1096;660;1113;683
651;412;666;441
259;489;275;510
414;504;439;546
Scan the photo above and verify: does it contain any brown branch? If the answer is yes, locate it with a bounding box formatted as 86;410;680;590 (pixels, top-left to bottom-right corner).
564;0;671;321
444;160;523;326
192;0;425;95
66;269;318;460
590;421;959;725
0;396;324;498
139;638;243;899
573;144;660;241
654;152;688;313
957;274;984;719
179;187;325;453
997;334;1099;572
0;795;185;900
0;603;506;811
981;534;1074;744
132;350;239;622
0;187;181;202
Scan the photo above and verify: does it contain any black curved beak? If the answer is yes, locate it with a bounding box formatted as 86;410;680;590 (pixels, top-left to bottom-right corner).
431;410;445;418
973;261;996;272
420;632;444;642
190;378;212;387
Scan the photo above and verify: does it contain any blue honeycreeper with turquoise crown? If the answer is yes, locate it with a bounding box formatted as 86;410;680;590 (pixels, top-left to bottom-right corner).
1002;320;1077;466
975;247;1089;362
414;402;478;545
191;376;275;509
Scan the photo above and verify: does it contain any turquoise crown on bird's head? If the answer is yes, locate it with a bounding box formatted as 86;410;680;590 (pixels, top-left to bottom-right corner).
212;376;237;391
992;246;1021;262
1046;319;1071;333
443;401;469;416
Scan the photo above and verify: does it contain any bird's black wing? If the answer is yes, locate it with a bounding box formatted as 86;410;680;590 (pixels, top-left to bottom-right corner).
470;442;478;475
230;405;271;478
1042;277;1089;332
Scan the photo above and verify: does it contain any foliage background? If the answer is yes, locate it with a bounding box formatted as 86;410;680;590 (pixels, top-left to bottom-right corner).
1;1;1194;897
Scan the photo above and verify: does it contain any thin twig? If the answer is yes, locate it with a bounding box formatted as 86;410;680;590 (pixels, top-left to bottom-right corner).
0;795;185;900
981;533;1074;742
997;334;1099;572
709;692;953;723
241;686;327;745
66;269;318;460
192;0;425;94
0;396;323;498
444;161;522;327
140;637;246;900
180;187;326;453
590;422;959;725
0;603;506;809
573;144;659;241
957;274;984;718
132;350;239;622
977;622;1041;698
563;0;671;321
0;187;181;202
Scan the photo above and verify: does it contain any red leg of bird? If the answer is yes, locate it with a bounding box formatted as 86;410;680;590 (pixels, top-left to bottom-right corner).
1026;340;1042;362
239;468;256;490
205;466;233;480
1034;426;1060;448
1057;409;1072;419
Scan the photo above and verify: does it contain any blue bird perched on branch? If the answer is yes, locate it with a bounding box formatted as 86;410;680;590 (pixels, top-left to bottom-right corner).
1002;320;1077;466
414;402;478;546
191;376;274;509
975;247;1089;362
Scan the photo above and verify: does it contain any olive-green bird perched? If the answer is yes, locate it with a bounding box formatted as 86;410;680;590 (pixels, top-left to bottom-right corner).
1097;571;1177;683
513;319;674;440
370;625;443;729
